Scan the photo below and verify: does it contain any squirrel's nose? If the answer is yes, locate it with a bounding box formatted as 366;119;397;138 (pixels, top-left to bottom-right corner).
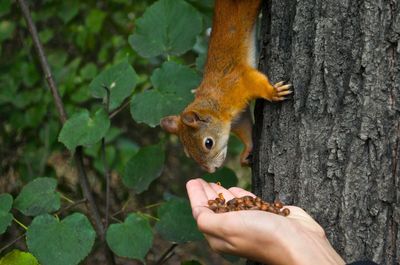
202;165;216;173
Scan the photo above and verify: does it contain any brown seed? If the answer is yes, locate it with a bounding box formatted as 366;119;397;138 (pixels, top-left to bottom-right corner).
274;201;283;209
218;193;226;204
216;207;228;213
209;203;218;211
216;181;221;186
236;198;243;204
282;208;290;216
208;200;215;206
227;198;237;207
260;204;268;211
243;196;254;202
255;197;262;203
255;201;262;208
267;206;276;213
244;200;254;207
215;198;225;205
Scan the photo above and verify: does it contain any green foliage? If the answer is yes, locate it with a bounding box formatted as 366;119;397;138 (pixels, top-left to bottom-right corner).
0;250;39;265
90;59;138;111
106;213;153;262
130;61;201;127
27;213;96;265
0;194;13;234
58;109;110;150
14;178;60;216
202;167;238;188
156;198;203;243
123;143;165;193
1;0;249;264
129;0;203;57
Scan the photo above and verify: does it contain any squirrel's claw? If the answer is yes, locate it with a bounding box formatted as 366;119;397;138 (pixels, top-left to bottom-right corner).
272;81;292;101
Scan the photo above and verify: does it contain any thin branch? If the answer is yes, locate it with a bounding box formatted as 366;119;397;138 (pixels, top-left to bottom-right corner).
74;148;105;237
57;198;87;215
155;244;178;265
16;1;115;264
16;0;67;124
109;96;131;119
0;233;25;254
102;85;111;229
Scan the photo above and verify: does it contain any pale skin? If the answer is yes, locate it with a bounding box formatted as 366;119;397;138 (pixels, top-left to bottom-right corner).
186;179;346;265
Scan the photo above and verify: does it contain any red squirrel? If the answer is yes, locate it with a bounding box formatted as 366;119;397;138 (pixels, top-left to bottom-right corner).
160;0;291;173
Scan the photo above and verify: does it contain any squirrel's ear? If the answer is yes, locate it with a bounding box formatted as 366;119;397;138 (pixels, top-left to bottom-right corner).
181;111;201;128
160;116;180;134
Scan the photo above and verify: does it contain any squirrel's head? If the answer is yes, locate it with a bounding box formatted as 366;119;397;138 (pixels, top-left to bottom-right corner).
160;110;230;173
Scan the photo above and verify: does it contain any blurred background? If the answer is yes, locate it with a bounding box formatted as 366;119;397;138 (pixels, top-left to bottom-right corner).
0;0;252;264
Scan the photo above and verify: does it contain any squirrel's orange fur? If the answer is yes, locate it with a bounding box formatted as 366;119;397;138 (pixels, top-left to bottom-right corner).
161;0;291;173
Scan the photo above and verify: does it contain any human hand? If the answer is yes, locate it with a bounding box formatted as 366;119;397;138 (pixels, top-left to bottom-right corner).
186;178;345;265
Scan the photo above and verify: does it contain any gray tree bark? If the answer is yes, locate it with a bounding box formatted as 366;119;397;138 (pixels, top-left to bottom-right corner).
251;0;400;264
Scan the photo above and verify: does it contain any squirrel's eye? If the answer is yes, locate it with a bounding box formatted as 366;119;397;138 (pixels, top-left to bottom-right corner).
204;138;214;150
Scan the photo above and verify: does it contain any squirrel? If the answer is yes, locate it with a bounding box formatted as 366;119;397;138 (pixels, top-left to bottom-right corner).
160;0;291;173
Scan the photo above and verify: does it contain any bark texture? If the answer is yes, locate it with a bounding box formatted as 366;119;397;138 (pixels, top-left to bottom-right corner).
252;0;400;264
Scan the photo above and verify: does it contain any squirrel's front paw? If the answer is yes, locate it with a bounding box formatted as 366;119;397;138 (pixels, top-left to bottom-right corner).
271;81;292;101
240;150;253;167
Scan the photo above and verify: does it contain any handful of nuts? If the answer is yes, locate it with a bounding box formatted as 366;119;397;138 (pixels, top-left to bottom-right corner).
208;193;290;216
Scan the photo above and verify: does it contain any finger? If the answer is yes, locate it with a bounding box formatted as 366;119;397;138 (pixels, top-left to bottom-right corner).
277;90;293;96
276;84;292;91
272;96;286;101
209;183;236;202
274;81;285;87
228;187;256;198
197;178;219;200
186;179;214;219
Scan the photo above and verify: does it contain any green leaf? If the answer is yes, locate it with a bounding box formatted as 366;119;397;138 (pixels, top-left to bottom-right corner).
90;60;138;111
57;0;79;23
58;108;110;150
106;213;153;262
123;143;165;193
38;29;53;44
0;193;13;234
27;213;96;265
80;63;98;81
129;0;202;57
0;0;12;17
0;20;15;42
195;52;207;72
227;133;244;156
130;61;200;127
85;9;106;34
202;167;238;188
221;253;241;263
14;177;60;216
0;250;39;265
156;198;203;243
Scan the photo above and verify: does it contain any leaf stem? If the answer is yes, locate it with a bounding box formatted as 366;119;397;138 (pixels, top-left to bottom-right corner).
13;217;28;230
57;198;87;215
109;96;131;119
60;193;74;204
155;243;178;265
0;233;25;254
138;212;160;221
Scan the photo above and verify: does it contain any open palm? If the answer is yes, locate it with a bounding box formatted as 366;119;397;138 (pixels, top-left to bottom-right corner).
186;178;345;265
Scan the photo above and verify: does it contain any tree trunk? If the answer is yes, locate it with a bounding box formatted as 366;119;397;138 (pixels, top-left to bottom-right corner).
251;0;400;264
